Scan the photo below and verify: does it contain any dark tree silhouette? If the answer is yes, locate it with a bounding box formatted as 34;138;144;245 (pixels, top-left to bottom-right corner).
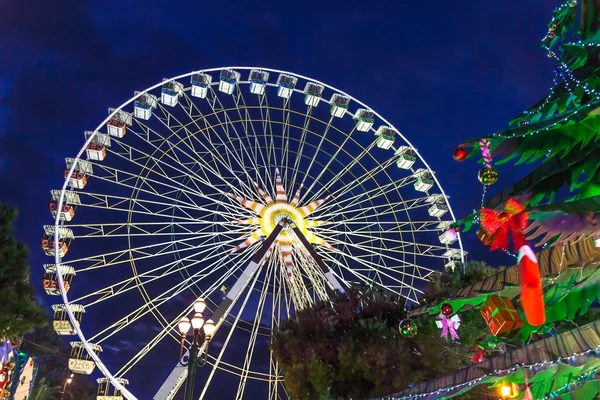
0;204;46;336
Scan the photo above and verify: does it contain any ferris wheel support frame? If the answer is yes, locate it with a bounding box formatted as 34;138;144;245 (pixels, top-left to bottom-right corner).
155;220;348;399
154;222;286;400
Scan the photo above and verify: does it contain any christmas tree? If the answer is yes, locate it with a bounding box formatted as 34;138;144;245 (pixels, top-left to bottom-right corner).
273;1;600;399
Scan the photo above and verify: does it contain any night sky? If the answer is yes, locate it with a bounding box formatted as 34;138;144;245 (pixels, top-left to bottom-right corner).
1;0;556;398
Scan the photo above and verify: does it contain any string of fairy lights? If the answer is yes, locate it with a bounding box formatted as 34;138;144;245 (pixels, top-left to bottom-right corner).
488;0;600;140
384;345;600;400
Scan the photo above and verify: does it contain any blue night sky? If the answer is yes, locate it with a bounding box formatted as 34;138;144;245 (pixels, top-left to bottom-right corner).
1;0;556;398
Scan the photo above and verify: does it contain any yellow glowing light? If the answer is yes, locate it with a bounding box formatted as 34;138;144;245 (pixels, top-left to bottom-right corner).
228;171;333;254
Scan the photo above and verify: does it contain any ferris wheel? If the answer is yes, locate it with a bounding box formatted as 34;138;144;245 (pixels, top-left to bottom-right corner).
42;67;465;399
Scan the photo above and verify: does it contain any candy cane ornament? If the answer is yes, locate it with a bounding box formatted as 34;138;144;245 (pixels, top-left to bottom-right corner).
479;139;493;169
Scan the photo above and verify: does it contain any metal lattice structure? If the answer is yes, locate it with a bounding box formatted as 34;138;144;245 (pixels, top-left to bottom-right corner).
45;67;465;399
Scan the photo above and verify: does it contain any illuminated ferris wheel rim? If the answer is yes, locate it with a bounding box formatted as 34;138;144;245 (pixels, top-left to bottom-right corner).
51;66;466;400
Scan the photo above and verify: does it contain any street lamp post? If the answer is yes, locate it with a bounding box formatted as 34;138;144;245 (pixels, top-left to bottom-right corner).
178;298;216;400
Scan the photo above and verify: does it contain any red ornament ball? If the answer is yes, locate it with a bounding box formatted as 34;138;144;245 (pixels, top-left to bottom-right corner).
453;147;468;162
440;303;454;316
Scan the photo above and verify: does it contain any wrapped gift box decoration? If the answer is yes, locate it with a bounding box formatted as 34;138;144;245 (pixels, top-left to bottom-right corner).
480;295;524;337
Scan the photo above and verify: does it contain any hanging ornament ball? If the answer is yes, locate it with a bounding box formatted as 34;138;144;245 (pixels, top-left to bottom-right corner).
548;31;556;39
478;167;499;186
399;319;418;337
453;147;468;162
453;225;461;232
570;0;577;7
547;51;554;58
440;303;454;316
550;24;557;31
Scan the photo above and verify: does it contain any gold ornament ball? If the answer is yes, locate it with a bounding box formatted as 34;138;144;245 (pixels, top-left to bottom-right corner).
570;0;577;7
478;167;499;186
550;24;557;31
399;319;418;337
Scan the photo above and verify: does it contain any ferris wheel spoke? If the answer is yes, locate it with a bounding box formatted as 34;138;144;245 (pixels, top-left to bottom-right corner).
222;87;273;194
149;99;259;200
199;89;274;199
303;126;359;206
293;247;331;302
109;131;250;206
311;154;398;209
77;191;211;223
86;161;246;221
323;232;447;262
312;179;399;216
70;236;242;307
67;221;247;240
104;141;249;216
90;246;257;345
317;235;433;274
297;115;337;204
68;229;243;273
316;196;432;224
288;107;313;194
281;97;293;185
235;259;275;399
315;180;427;219
252;94;279;196
316;226;441;253
115;247;259;378
319;251;418;301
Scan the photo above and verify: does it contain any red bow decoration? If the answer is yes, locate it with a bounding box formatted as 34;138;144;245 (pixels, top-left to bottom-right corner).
480;199;528;252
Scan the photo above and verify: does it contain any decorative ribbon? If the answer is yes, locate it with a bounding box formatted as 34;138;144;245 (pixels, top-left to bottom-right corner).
436;313;460;341
480;199;528;251
479;139;493;169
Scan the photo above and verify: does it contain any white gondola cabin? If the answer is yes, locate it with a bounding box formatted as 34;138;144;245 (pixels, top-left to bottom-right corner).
133;92;158;120
106;109;132;138
443;249;464;272
439;229;458;245
330;93;350;118
354;109;374;132
219;69;240;95
445;260;458;271
191;73;212;99
64;170;88;189
52;304;85;336
41;225;73;257
161;80;184;107
49;190;80;221
395;146;416;169
84;131;111;162
65;158;93;190
304;82;324;106
69;342;101;375
276;74;297;99
412;169;434;192
249;69;269;95
375;126;396;150
428;203;448;218
97;377;129;400
48;201;75;221
86;143;106;161
42;264;75;295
